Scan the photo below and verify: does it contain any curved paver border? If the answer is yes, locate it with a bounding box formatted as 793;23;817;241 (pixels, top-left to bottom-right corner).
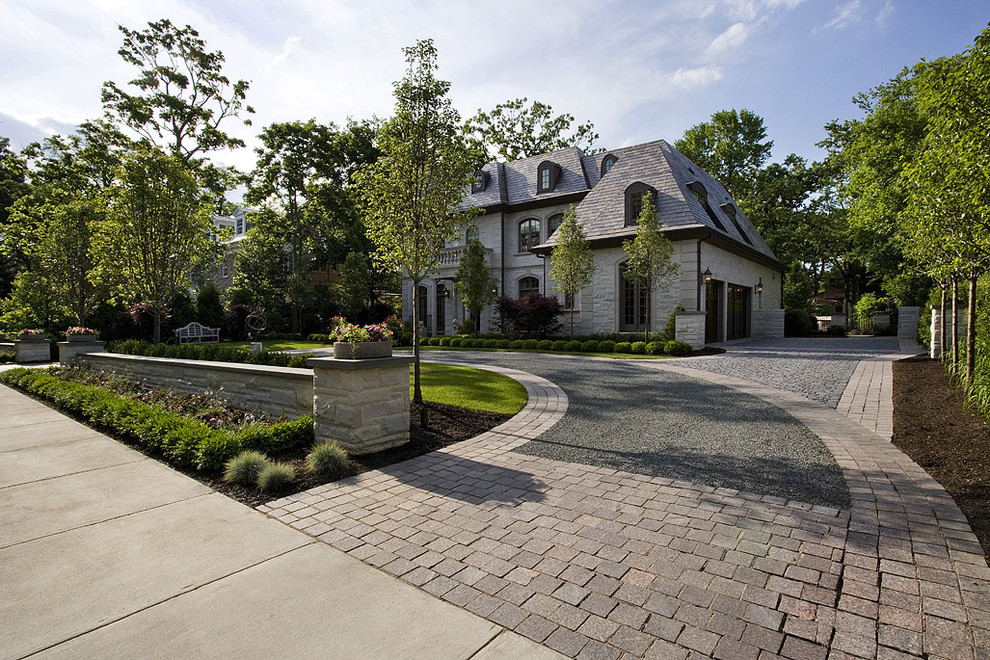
645;360;990;659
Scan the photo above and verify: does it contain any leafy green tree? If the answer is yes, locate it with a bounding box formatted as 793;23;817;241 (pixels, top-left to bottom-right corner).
334;251;372;319
102;18;253;163
464;97;598;163
357;39;476;415
0;137;32;298
92;147;211;343
196;282;225;329
675;109;772;201
622;195;679;342
454;238;497;336
548;207;595;338
783;261;815;311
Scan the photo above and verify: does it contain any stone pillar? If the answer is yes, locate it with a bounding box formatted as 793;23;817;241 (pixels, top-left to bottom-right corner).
930;307;968;359
675;311;707;350
59;340;106;365
14;339;52;363
308;355;414;455
751;309;784;339
898;306;920;338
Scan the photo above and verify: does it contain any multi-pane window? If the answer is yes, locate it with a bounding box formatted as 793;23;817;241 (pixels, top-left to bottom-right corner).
601;155;617;176
466;226;479;243
518;276;540;298
625;182;654;226
519;219;541;251
547;213;564;237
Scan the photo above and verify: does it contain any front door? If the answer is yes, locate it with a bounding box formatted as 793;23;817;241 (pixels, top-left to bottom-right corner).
436;284;447;335
727;285;750;340
705;280;723;343
620;263;648;333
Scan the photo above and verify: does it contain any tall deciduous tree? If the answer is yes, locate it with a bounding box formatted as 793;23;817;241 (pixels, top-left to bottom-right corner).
464;97;598;163
675;109;772;202
357;39;475;417
622;195;679;342
548;207;596;338
454;238;497;336
0;137;32;298
92;147;211;343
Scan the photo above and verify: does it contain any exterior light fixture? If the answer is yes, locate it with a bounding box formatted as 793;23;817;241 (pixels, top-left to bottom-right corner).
703;268;712;283
756;278;763;294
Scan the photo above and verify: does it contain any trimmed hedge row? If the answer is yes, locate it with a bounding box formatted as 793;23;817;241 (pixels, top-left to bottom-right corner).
0;368;313;472
419;335;692;356
109;339;312;368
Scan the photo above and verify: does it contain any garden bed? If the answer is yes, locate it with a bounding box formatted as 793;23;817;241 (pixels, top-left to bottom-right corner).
893;356;990;559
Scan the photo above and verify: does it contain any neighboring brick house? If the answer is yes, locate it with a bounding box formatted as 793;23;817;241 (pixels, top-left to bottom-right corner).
401;139;785;346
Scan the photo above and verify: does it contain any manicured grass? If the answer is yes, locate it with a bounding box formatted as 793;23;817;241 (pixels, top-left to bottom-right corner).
413;363;527;415
418;345;670;359
227;340;328;351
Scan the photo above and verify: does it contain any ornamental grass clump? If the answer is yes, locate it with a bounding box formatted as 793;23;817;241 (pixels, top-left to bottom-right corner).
224;450;271;486
257;461;296;492
306;442;349;480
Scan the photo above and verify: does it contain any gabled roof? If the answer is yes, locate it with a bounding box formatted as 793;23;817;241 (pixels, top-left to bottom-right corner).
540;140;778;264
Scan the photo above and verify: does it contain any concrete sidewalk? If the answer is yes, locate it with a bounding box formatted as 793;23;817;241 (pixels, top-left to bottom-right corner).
0;383;562;659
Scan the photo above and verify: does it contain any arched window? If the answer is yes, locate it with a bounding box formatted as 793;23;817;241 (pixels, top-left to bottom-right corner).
624;182;656;226
547;213;564;237
417;285;430;331
518;276;540;298
720;203;753;245
466;226;479;243
471;170;490;194
518;218;541;251
601;154;617;177
689;182;727;231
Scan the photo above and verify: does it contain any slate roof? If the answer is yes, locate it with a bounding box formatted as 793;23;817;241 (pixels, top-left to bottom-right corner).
461;140;778;264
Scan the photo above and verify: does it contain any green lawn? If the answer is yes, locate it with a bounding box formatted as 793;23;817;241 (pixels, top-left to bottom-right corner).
227;340;329;351
413;363;527;415
418;345;671;359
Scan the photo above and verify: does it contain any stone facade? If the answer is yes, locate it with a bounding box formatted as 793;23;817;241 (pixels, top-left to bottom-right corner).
309;356;413;455
14;339;52;363
675;311;706;349
752;309;785;339
898;306;920;338
80;353;313;419
58;341;105;366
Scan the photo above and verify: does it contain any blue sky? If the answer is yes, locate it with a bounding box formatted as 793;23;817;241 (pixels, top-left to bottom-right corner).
1;1;987;175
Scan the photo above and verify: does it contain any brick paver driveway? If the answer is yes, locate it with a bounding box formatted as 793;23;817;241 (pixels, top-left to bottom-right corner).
263;339;990;659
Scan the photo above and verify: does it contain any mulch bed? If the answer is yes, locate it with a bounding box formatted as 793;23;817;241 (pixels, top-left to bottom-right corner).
893;355;990;559
199;401;511;507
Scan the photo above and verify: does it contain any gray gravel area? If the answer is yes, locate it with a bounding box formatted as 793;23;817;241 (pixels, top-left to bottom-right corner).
422;351;851;509
677;337;902;407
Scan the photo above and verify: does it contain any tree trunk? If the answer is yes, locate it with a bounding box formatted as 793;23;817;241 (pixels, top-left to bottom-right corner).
153;308;162;345
952;277;959;374
939;282;947;362
411;279;427;428
967;272;977;386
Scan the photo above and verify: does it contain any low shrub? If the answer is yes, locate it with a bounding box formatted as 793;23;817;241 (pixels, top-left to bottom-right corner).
564;340;582;352
581;340;600;352
645;341;664;355
598;340;615;353
496;339;510;349
0;351;14;363
523;339;539;350
224;450;271;486
306;442;349;480
257;462;296;492
460;338;474;348
664;340;691;356
509;340;524;349
784;309;814;337
438;336;452;347
108;339;313;369
551;340;567;351
630;342;647;354
448;337;463;348
614;342;632;353
538;339;553;350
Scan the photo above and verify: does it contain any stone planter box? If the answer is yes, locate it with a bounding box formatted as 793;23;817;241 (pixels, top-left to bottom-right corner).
333;341;393;360
66;334;100;342
14;339;52;363
59;340;106;365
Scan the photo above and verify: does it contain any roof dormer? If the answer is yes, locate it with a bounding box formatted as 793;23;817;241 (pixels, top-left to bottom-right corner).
471;170;490;194
537;160;561;194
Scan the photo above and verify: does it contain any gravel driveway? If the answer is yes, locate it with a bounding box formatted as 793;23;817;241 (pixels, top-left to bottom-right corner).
422;349;852;509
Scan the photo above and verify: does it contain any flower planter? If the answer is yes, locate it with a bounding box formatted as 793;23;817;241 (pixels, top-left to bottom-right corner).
66;334;99;342
333;341;393;360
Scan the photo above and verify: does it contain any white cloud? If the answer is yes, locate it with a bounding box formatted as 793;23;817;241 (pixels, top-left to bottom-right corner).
668;65;724;89
263;36;301;71
876;0;894;26
708;22;749;54
821;0;864;31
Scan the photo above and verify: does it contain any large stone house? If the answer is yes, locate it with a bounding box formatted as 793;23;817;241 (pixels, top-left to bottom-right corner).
405;139;785;346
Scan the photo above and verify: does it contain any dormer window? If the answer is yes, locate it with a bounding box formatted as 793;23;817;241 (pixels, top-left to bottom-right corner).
537;161;561;194
235;216;245;235
689;182;726;232
471;170;490;194
625;182;656;226
721;203;753;245
601;154;617;177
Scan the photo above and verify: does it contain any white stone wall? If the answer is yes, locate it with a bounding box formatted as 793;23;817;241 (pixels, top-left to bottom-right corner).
898;306;920;338
675;311;707;349
81;353;313;419
752;309;785;339
14;340;51;363
310;356;412;455
930;308;968;359
699;242;783;340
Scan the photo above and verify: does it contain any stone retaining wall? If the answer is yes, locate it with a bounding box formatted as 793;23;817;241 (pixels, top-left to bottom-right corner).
751;308;784;339
80;353;313;419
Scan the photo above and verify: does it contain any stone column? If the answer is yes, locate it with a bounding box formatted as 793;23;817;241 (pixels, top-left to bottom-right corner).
14;339;52;363
675;311;707;350
897;306;920;338
751;309;785;339
59;340;106;365
308;355;414;455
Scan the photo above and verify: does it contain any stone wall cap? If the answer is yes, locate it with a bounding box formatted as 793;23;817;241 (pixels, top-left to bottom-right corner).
675;310;707;317
91;352;313;379
308;356;414;370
